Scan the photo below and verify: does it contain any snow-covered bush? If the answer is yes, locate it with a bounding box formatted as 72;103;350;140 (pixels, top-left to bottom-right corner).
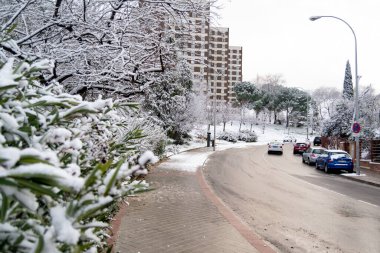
0;57;158;253
238;130;258;142
218;132;238;143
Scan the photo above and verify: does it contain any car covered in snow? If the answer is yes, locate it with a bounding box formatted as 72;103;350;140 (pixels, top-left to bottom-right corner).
302;147;326;165
268;141;283;155
315;150;354;173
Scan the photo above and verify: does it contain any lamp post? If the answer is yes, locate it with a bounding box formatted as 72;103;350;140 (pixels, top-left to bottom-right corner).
310;15;360;175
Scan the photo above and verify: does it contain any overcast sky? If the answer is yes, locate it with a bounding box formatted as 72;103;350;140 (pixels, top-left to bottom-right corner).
214;0;380;92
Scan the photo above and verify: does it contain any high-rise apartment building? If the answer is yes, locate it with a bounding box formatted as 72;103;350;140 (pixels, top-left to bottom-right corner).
176;9;210;94
176;7;242;104
227;46;243;102
208;27;229;104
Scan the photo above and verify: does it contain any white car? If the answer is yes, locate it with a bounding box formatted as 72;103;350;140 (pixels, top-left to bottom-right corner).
268;141;283;155
283;135;296;143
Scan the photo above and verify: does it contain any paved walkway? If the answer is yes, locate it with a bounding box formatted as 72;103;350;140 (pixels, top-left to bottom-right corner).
112;147;380;253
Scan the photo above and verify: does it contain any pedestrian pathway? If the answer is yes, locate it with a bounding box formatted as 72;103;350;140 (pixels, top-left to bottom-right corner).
113;169;264;253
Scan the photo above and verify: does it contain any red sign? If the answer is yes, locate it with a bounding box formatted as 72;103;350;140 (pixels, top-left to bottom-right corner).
352;122;361;134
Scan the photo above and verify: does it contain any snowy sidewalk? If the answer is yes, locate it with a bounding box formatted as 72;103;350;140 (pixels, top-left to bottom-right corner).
112;146;274;253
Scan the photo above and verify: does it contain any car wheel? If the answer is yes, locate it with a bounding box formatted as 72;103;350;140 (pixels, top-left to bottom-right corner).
315;162;319;169
293;150;296;154
324;163;330;173
307;158;311;165
267;151;271;154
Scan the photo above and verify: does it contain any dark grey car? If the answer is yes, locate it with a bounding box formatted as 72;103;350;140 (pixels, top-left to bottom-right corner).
302;147;326;165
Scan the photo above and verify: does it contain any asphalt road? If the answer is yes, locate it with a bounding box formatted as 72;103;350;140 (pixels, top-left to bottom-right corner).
204;144;380;253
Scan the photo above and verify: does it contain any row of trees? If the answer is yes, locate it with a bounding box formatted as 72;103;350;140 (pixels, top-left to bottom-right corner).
232;61;380;140
233;77;311;129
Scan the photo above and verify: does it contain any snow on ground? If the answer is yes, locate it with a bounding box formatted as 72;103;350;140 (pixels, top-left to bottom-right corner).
161;121;317;172
341;173;367;177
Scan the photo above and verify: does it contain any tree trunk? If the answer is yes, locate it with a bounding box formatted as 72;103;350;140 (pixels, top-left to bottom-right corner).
286;109;289;128
269;111;272;124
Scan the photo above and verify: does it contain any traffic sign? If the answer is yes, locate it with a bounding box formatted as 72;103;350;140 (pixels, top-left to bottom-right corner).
352;122;361;134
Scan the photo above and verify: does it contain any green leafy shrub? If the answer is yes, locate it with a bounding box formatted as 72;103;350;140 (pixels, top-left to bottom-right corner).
0;57;158;253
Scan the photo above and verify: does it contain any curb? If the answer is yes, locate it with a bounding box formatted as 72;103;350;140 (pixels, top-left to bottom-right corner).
108;199;129;252
339;174;380;188
197;159;277;253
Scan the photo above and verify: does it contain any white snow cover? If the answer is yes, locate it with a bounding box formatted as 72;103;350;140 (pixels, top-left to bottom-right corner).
51;205;80;244
0;113;19;130
64;163;81;177
0;58;20;87
138;150;159;166
20;148;60;166
0;164;84;192
30;59;55;72
46;128;72;144
0;147;20;168
0;223;17;233
0;185;38;210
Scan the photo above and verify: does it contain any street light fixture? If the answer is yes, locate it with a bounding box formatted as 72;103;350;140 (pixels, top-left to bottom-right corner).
309;15;360;175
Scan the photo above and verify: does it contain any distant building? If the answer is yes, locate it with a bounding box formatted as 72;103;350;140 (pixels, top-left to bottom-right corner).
208;27;229;105
227;46;243;102
176;8;210;94
176;6;243;104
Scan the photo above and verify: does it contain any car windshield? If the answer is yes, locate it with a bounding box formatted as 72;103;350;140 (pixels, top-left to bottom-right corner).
312;149;324;154
330;152;351;159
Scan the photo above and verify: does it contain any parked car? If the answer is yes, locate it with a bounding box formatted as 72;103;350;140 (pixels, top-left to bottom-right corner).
268;141;283;155
283;135;296;143
302;147;326;165
293;142;310;154
313;136;322;146
315;150;354;173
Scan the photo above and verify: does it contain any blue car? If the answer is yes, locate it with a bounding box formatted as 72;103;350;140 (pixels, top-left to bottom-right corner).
315;149;354;173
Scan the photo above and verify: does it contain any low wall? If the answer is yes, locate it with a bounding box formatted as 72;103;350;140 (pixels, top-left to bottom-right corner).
370;162;380;172
360;160;370;169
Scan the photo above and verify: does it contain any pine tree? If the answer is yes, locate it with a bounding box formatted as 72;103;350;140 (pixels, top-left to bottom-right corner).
343;60;354;99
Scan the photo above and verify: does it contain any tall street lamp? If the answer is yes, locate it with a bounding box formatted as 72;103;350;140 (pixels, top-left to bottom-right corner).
309;15;360;175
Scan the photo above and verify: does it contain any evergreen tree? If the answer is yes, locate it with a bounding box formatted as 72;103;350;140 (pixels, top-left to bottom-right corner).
322;99;354;138
343;60;354;99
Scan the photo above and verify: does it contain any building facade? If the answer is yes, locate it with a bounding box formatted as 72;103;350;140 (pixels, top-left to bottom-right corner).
227;46;243;102
177;7;243;104
208;27;229;104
